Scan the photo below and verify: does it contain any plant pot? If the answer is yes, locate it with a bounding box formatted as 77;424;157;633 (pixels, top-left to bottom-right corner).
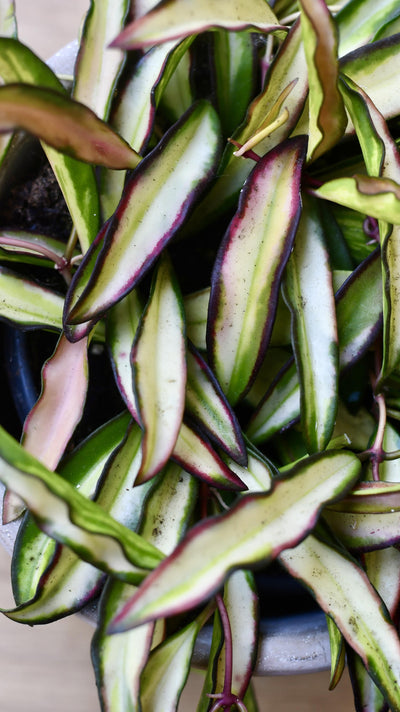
0;41;331;678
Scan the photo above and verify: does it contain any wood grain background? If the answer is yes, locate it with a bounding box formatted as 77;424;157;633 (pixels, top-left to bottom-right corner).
0;2;354;709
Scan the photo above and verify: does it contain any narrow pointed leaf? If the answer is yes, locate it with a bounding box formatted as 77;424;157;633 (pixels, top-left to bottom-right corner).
140;616;205;711
158;41;193;124
107;294;245;490
348;547;400;710
248;250;382;443
108;450;360;631
111;0;284;50
139;462;198;556
312;174;400;224
215;571;258;699
113;38;193;154
186;343;246;464
93;458;197;712
347;650;387;712
184;288;209;351
336;249;382;369
21;335;88;471
0;38;100;251
208;136;306;405
341;34;400;126
0;427;163;581
336;0;400;56
246;357;299;444
226;442;275;493
326;617;346;690
172;421;246;491
63;222;109;343
338;74;400;381
280;533;400;712
100;37;193;219
5;547;103;624
0;266;63;329
73;0;129;120
66;101;221;325
12;412;130;605
284;195;338;452
212;30;258;137
0;84;140;169
299;0;347;161
6;423;154;624
132;256;186;483
107;290;144;420
92;578;155;712
338;76;384;177
188;18;308;229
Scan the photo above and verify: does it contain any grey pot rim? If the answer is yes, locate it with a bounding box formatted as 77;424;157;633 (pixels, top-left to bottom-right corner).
0;41;331;678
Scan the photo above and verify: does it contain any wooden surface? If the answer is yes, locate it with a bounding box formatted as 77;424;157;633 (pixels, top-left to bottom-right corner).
0;2;355;709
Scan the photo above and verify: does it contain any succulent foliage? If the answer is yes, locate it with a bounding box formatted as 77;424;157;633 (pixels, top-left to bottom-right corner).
2;0;400;709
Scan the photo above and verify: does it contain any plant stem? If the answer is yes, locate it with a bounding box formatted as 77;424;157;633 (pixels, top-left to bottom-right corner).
63;225;79;264
207;594;248;712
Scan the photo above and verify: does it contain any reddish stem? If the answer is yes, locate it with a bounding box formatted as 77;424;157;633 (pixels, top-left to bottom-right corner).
206;595;248;712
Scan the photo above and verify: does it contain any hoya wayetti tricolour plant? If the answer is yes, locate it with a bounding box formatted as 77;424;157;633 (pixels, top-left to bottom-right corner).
2;0;400;709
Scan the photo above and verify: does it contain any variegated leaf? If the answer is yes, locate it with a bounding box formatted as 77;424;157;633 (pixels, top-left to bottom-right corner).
93;459;197;711
0;38;100;251
186;343;246;464
172;421;246;491
111;0;284;50
312;175;400;226
208;136;306;405
0;427;163;581
21;335;88;471
5;546;103;624
0;266;63;329
132;255;186;483
66;101;221;325
337;0;400;56
73;0;129;120
92;578;155;712
212;30;258;137
140;616;205;711
341;34;400;131
284;194;338;452
299;0;347;161
12;412;130;605
213;571;258;700
0;84;140;169
248;250;382;443
100;37;193;219
280;532;400;712
107;290;144;420
188;18;308;229
339;74;400;381
108;451;360;631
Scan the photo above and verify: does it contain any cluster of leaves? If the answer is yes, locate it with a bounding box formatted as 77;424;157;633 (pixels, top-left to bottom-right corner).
2;0;400;709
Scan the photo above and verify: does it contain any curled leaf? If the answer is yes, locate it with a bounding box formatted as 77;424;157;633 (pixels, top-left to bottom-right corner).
108;450;360;631
0;83;140;169
112;0;285;50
